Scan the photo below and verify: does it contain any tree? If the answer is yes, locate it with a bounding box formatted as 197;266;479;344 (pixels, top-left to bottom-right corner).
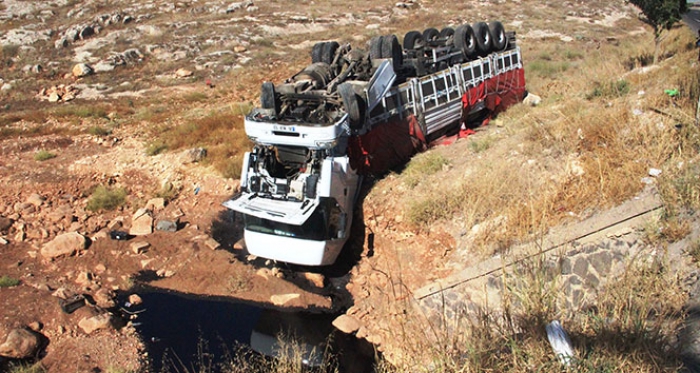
628;0;688;63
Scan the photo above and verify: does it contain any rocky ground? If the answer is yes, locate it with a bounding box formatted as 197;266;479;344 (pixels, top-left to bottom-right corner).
1;0;698;372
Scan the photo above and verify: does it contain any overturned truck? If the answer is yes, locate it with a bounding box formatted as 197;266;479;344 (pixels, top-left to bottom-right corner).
224;22;526;266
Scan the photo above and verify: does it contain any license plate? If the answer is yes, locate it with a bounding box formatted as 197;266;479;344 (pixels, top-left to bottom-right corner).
273;125;295;132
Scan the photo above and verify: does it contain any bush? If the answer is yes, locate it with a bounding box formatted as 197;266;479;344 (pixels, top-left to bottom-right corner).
0;275;20;288
86;185;127;212
34;150;56;161
87;126;111;136
145;141;168;156
587;79;631;99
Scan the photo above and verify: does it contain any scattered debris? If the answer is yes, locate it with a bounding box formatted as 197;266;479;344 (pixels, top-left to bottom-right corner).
58;294;86;314
546;320;575;367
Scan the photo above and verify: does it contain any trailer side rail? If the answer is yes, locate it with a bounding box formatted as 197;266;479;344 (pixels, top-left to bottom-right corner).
366;47;522;135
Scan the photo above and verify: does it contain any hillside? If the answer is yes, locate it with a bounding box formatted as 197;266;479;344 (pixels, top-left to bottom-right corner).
1;0;700;372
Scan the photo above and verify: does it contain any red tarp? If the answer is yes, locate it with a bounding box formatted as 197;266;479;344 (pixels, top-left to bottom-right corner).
348;67;526;175
348;114;427;174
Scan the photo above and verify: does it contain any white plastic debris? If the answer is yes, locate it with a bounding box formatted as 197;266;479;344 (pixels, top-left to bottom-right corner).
546;320;575;366
641;177;655;185
648;168;662;177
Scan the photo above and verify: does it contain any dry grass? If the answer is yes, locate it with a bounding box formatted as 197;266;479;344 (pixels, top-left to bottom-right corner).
397;26;700;258
383;253;687;373
148;106;251;179
401;152;450;188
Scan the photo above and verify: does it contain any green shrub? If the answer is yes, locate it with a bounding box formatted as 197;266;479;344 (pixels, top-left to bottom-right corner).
86;185;127;212
0;275;20;287
145;141;168;156
588;79;631;99
87;126;111;136
34;150;56;161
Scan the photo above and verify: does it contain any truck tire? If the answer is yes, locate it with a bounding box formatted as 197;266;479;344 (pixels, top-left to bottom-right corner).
369;36;384;61
260;82;279;114
488;21;506;51
439;27;455;44
381;34;403;71
338;82;365;130
473;22;492;56
403;30;425;50
422;28;439;42
300;62;333;89
454;24;477;60
311;42;325;64
321;41;339;65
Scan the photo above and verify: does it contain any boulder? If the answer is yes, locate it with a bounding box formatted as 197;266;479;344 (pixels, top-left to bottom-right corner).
175;68;193;78
204;236;220;250
72;63;94;78
93;289;116;308
93;61;116;72
155;219;177;232
127;294;142;306
22;64;42;75
256;268;272;280
184;147;207;163
54;37;68;48
270;293;300;306
129;208;153;236
332;315;362;334
0;216;13;233
232;238;246;251
146;198;166;211
41;232;87;259
26;193;45;207
0;328;41;359
130;241;150;254
48;92;61;102
302;272;325;288
78;25;95;40
78;313;114;334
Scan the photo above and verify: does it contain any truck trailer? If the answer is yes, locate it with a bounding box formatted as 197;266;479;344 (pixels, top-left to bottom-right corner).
224;22;526;266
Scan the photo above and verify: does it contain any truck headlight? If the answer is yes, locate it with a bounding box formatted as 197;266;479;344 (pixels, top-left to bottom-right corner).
314;139;338;149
